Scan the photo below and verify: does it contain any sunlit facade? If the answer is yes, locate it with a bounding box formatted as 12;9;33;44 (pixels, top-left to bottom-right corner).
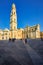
0;3;41;40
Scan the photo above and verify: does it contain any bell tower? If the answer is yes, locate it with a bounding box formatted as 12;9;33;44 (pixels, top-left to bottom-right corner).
10;3;17;31
10;3;17;39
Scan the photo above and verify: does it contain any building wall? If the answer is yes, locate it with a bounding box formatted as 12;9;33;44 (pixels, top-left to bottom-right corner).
0;30;3;40
40;32;43;38
35;24;40;38
0;29;10;40
3;31;9;40
16;29;24;39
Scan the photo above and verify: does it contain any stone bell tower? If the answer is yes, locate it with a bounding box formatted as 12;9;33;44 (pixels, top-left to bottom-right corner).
10;3;17;39
10;3;17;31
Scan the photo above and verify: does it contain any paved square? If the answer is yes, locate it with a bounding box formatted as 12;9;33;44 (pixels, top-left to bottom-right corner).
0;39;43;65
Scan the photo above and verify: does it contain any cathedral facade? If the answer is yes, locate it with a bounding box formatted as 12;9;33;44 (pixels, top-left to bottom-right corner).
0;3;40;40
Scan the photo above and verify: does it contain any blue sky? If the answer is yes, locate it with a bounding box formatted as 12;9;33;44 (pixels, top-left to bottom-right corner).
0;0;43;31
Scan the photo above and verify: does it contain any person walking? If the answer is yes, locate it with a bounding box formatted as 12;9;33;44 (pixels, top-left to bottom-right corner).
25;38;27;44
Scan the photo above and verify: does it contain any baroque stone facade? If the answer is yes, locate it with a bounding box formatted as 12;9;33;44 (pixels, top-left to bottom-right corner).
0;3;40;40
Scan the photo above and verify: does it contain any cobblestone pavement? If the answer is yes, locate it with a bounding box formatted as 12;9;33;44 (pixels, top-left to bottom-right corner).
0;39;43;65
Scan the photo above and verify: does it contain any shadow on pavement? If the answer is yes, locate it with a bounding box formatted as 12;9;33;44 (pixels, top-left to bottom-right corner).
2;56;21;65
0;49;21;65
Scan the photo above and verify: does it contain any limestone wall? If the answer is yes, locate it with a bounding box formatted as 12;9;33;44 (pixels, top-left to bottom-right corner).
40;32;43;38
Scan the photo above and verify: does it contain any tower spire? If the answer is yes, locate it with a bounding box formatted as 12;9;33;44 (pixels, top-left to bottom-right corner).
12;3;15;9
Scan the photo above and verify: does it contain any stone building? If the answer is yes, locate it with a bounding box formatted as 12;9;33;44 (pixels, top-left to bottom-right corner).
24;24;40;39
0;3;40;40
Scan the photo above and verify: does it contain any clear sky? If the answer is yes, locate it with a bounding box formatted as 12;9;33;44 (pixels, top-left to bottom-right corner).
0;0;43;31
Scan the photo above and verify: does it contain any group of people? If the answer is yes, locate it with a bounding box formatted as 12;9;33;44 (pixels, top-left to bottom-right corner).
9;38;16;42
20;38;27;44
9;38;27;44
